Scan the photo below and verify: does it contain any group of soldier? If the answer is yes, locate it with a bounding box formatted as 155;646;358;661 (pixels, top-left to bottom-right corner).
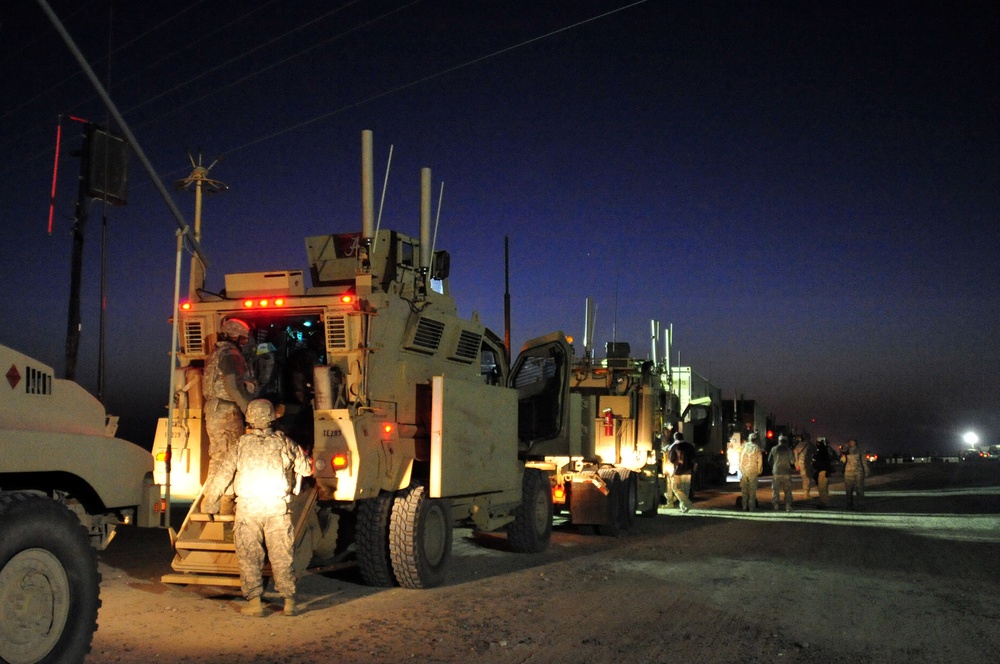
197;318;313;618
738;433;872;512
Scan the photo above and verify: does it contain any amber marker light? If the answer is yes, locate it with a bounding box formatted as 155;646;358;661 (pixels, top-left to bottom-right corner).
331;453;349;469
341;293;354;304
383;423;393;434
552;485;566;502
243;299;254;308
180;301;191;311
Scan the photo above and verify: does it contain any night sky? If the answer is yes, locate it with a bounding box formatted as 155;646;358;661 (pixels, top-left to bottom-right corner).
1;1;997;454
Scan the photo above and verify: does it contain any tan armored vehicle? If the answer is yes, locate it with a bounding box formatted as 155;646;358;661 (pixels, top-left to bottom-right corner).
155;131;552;589
514;313;673;535
0;343;160;664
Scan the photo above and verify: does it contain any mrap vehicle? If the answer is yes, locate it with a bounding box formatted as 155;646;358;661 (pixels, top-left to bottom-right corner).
1;342;161;664
512;305;673;535
154;131;552;589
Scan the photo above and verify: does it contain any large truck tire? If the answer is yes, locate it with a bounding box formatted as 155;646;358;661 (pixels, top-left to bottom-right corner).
357;493;397;587
617;469;637;529
595;469;625;537
506;468;553;553
389;484;452;589
639;474;661;518
0;492;100;664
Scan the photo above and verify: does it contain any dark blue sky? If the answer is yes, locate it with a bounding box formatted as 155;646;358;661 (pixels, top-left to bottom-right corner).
2;1;997;453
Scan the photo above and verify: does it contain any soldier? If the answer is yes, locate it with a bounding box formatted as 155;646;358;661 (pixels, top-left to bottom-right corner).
739;432;764;511
667;432;696;513
840;438;871;510
200;318;256;514
202;399;313;617
813;438;833;508
768;434;796;511
793;436;817;499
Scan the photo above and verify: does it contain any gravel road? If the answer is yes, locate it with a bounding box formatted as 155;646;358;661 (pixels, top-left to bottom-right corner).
92;462;1000;663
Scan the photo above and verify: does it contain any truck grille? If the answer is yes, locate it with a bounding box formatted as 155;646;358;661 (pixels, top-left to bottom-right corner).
25;366;52;395
183;320;205;356
410;317;445;352
451;329;481;363
326;314;348;349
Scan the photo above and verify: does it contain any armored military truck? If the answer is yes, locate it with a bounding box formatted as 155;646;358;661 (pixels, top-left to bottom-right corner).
0;343;161;664
155;131;552;590
513;312;674;535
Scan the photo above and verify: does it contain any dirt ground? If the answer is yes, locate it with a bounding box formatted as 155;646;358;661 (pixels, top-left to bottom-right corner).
92;462;1000;663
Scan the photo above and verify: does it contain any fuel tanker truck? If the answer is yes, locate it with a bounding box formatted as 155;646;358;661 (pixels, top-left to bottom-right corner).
154;131;553;590
513;301;675;535
1;342;161;664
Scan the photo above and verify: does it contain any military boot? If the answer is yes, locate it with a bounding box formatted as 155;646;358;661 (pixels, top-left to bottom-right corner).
283;597;298;617
240;596;265;617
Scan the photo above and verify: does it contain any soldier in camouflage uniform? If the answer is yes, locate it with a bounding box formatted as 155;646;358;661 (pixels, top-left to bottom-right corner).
200;318;255;514
793;436;817;499
768;434;796;511
738;432;763;511
840;438;871;510
202;399;313;617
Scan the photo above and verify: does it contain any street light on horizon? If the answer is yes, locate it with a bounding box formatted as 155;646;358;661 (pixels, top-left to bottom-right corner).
962;431;979;447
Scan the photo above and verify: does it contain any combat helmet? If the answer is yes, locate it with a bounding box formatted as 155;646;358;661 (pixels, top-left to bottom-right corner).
220;318;250;342
245;399;275;429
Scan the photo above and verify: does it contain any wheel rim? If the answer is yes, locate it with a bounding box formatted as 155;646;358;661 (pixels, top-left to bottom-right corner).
0;548;72;664
423;503;448;566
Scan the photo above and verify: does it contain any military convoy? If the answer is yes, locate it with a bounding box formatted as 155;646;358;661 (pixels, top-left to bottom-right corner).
0;342;162;664
150;131;778;592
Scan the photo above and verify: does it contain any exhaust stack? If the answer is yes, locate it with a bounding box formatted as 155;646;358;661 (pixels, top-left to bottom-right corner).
420;167;432;270
362;130;374;239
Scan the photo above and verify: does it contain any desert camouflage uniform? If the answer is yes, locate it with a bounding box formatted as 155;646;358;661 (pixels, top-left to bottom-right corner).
739;439;763;511
769;438;796;511
794;438;817;499
203;427;312;600
841;442;871;510
202;339;254;505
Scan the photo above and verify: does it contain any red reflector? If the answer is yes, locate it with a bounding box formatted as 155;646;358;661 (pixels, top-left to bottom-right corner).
157;498;167;513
